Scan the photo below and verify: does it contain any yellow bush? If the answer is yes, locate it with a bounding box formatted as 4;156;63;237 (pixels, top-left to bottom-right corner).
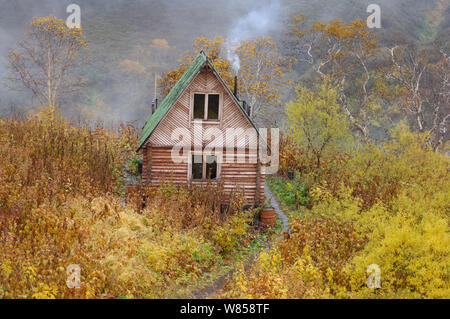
220;215;366;298
0;190;253;298
220;246;335;299
221;125;449;299
346;212;449;298
308;126;450;298
0;116;254;299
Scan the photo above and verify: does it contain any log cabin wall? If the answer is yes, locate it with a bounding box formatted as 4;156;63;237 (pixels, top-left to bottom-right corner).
142;67;265;205
142;146;265;205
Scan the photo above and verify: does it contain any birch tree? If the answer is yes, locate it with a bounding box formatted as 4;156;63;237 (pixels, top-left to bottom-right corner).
159;36;291;126
386;45;449;150
286;80;352;170
8;16;88;112
290;16;382;142
236;36;292;125
159;37;234;96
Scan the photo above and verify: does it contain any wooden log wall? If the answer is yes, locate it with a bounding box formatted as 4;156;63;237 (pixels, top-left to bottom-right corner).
143;146;265;205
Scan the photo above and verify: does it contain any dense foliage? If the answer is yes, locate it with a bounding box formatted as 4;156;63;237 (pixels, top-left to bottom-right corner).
0;112;257;298
220;125;449;299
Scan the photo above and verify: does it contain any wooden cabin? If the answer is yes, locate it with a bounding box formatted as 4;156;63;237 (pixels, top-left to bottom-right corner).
137;51;269;206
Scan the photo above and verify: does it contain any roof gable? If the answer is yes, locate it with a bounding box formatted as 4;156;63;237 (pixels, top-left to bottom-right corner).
137;51;206;151
137;51;268;152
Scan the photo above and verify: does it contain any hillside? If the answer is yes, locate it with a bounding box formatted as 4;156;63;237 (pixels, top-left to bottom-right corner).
0;0;448;124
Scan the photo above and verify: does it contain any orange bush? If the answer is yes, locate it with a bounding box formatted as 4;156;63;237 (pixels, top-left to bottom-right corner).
0;113;255;298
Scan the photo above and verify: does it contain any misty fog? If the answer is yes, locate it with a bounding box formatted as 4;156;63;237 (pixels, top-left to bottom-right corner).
0;0;446;126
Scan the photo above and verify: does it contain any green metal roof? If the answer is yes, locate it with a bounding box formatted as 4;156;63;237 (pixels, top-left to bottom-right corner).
137;51;207;151
137;51;270;153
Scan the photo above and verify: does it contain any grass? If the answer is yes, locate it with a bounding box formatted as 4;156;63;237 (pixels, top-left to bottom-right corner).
266;176;311;218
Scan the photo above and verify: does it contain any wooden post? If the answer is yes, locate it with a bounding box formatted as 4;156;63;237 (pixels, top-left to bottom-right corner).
142;146;147;184
255;137;261;207
147;145;152;184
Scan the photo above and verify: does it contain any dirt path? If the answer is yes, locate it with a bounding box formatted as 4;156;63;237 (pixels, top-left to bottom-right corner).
190;181;289;299
190;252;259;299
265;181;290;234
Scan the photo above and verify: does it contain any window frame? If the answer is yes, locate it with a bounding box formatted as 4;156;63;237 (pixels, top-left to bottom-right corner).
191;92;221;123
193;93;206;120
205;154;218;180
191;153;204;181
188;150;221;182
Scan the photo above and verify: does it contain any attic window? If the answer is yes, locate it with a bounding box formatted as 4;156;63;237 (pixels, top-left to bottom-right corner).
193;93;220;121
193;94;205;119
207;94;219;120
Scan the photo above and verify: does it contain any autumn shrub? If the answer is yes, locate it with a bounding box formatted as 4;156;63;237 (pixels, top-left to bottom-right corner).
0;110;137;216
0;113;255;298
0;183;254;298
278;134;350;193
220;249;291;299
345;209;449;298
138;183;255;255
278;216;367;286
223;124;449;299
220;214;366;298
308;125;450;298
278;134;305;176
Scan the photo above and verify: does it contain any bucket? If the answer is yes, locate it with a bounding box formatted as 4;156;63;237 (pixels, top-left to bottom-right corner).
287;171;295;180
261;206;276;226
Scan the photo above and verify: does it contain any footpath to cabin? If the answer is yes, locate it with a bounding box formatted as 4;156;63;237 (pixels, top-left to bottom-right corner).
264;181;289;234
190;182;289;299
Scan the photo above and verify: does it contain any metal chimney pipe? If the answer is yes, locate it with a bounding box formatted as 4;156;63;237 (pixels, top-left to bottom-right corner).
234;76;238;100
151;98;158;115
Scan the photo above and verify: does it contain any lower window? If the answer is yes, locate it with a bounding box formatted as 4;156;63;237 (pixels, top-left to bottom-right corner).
191;154;218;180
192;154;203;180
206;155;217;180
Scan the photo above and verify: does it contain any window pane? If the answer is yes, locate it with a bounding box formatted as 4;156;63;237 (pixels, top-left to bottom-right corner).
206;155;217;180
194;94;205;119
207;94;219;120
192;154;203;180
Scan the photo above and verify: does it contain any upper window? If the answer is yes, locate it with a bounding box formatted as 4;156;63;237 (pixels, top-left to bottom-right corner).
207;94;219;120
193;94;205;119
193;93;220;121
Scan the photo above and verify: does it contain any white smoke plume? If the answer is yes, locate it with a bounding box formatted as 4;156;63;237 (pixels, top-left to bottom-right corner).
226;0;281;74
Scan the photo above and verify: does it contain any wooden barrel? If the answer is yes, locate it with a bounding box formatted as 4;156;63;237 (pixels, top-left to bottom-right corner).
261;206;276;226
